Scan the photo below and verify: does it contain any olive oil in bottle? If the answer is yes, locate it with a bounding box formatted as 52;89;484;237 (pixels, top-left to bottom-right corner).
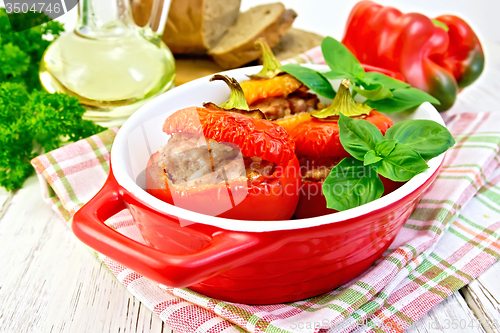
39;0;176;127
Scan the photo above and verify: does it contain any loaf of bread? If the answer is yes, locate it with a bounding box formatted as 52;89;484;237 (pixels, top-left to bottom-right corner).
272;28;324;62
131;0;241;54
132;1;317;70
208;3;297;69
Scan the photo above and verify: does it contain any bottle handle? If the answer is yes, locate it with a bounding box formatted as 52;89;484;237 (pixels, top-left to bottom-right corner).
141;0;171;40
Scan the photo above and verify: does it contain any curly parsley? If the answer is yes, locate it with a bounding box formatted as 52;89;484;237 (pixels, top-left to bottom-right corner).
0;9;104;191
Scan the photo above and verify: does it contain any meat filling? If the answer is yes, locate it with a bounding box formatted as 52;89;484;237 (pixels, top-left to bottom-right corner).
250;89;320;120
298;156;343;182
159;133;276;187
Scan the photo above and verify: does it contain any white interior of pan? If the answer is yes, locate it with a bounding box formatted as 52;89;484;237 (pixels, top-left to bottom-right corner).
111;65;446;232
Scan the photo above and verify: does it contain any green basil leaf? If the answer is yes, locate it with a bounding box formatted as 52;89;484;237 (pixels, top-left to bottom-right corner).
373;143;429;181
352;82;393;101
280;64;336;99
375;139;398;156
384;119;455;160
338;112;384;161
365;87;441;113
363;71;410;90
322;68;357;81
363;150;382;166
321;37;365;78
323;157;384;211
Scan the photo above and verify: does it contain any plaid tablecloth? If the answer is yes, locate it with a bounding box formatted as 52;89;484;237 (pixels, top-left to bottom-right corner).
30;110;500;333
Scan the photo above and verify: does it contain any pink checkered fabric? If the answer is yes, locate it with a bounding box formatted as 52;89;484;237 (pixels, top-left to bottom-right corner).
31;111;500;333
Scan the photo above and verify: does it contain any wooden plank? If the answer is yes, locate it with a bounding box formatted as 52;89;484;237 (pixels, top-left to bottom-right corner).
0;187;14;221
462;260;500;333
174;57;224;86
455;41;500;333
0;175;172;333
407;292;486;333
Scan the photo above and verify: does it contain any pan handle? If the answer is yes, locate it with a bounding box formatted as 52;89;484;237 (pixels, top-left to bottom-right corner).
72;169;265;287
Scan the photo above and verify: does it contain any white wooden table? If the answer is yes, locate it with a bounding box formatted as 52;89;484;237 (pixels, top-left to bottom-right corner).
1;40;500;333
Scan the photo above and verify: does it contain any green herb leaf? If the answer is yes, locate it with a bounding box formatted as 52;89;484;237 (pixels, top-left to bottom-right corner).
321;36;365;78
373;143;429;181
0;84;105;191
323;157;384;211
352;82;393;101
0;43;30;81
338;112;384;161
384;119;455;160
363;71;410;90
0;8;64;91
281;36;442;114
28;90;105;152
0;9;104;192
280;64;336;99
363;150;382;166
365;87;441;113
375;139;398;156
322;68;357;81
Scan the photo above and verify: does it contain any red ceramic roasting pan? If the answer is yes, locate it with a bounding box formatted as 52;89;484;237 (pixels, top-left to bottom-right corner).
72;66;445;304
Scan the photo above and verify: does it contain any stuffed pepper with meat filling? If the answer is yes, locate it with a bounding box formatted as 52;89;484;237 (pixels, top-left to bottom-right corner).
291;79;401;219
145;75;301;221
239;38;320;131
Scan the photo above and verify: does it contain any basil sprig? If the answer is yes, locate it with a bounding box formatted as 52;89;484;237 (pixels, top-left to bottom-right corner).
278;63;337;99
337;112;383;160
280;37;440;113
323;158;384;212
384;119;456;160
322;113;455;211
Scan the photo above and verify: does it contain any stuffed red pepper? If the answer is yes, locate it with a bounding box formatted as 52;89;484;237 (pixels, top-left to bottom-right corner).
239;39;320;131
290;79;400;219
145;75;301;221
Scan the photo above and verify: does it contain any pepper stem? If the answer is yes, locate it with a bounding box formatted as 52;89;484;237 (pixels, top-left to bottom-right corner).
247;38;284;80
204;75;267;119
312;79;372;119
210;74;250;110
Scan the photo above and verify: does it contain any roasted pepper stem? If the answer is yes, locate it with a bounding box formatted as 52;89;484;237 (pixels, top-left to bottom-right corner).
312;79;372;119
210;74;250;110
248;38;284;80
205;75;267;119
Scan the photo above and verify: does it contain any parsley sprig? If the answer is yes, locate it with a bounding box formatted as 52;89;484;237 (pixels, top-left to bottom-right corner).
0;9;104;191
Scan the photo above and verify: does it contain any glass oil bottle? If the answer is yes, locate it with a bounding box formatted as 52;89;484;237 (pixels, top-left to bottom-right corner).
40;0;175;127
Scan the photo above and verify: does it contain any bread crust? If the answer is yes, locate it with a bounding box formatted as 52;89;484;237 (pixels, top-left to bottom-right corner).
272;28;324;62
209;8;297;69
163;0;207;53
132;0;241;54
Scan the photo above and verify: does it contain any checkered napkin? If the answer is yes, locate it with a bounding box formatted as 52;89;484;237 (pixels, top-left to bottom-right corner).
30;111;500;333
281;45;324;66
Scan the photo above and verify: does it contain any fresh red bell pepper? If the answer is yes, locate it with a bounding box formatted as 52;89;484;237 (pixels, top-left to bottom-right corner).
145;77;301;221
342;1;484;111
